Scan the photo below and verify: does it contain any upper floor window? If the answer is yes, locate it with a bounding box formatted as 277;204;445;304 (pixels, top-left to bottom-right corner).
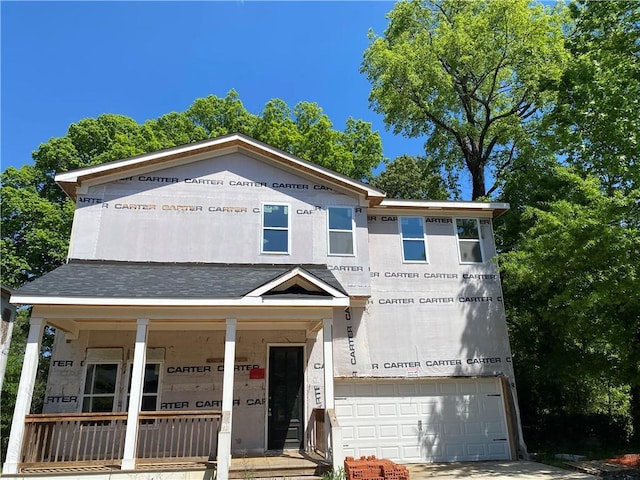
126;362;161;411
262;204;289;254
455;218;484;263
400;217;427;262
82;363;119;412
328;207;355;255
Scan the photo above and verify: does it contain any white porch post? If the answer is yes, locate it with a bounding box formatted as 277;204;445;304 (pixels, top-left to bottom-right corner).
323;318;335;412
121;318;149;471
2;317;45;474
216;318;236;480
323;317;343;472
323;318;334;456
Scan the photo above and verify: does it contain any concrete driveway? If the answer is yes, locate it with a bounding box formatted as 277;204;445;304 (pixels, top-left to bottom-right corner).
406;461;597;479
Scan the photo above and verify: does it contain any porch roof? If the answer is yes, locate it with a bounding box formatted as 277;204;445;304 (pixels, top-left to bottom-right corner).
11;260;349;306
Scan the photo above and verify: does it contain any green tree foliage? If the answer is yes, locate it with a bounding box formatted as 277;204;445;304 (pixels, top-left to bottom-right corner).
370;154;454;200
500;166;640;444
361;0;567;199
548;0;639;194
498;0;640;446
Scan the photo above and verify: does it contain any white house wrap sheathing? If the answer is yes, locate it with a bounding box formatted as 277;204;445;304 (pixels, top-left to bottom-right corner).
41;149;523;459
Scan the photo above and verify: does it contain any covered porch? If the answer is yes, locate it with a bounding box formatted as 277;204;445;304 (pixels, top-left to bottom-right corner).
3;262;348;479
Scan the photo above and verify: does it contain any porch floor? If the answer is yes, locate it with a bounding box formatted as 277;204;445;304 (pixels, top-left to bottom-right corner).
17;451;331;477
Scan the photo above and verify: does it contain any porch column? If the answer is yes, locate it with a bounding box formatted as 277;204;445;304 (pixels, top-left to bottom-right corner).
2;317;45;474
216;318;236;480
323;318;335;411
323;318;335;457
121;318;149;471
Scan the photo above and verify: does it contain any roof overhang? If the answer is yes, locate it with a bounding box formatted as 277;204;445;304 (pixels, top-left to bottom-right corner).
371;199;509;219
10;294;350;308
55;133;386;206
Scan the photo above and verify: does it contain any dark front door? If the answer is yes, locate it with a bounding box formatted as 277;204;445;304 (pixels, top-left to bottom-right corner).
268;346;304;450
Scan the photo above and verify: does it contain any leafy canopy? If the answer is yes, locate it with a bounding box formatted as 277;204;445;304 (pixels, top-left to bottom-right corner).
361;0;567;199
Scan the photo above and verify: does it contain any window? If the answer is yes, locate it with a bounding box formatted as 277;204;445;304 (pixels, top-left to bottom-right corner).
328;207;355;255
126;363;161;411
82;363;119;412
456;218;483;263
400;217;427;262
262;204;289;254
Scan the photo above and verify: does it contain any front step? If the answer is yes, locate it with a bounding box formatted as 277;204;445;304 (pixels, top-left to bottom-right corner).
229;453;331;479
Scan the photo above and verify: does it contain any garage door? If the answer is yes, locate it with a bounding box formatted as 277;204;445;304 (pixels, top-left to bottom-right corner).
334;377;511;463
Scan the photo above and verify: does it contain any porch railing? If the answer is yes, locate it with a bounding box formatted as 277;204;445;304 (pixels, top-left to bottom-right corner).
310;408;343;473
20;410;221;468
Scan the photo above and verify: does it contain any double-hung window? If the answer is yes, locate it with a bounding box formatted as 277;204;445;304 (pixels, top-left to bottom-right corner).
82;363;119;413
400;217;427;262
262;204;289;254
126;363;161;411
455;218;484;263
328;207;355;255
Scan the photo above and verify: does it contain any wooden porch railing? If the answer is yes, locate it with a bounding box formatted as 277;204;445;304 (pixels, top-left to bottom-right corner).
20;410;221;468
310;408;343;473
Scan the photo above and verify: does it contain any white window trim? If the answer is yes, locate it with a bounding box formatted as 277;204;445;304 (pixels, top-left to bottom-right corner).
80;361;122;413
327;206;356;257
125;360;163;412
261;202;291;255
454;217;485;264
399;216;428;263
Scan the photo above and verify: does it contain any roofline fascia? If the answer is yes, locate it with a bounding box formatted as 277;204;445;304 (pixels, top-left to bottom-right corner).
10;295;351;308
372;199;510;219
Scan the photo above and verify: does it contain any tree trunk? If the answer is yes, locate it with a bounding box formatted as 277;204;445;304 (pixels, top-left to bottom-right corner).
468;155;486;200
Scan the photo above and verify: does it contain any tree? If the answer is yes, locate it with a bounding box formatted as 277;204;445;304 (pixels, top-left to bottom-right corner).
496;0;640;445
370;154;454;199
547;0;640;194
499;166;640;445
361;0;567;199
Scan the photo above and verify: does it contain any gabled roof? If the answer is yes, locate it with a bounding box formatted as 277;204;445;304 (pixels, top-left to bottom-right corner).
11;260;349;307
55;133;386;205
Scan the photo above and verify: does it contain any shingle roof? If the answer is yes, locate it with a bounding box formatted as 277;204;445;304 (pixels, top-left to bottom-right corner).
15;260;347;299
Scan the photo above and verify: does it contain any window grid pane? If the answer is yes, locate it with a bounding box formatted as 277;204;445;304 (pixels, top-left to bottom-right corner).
403;240;427;262
329;231;354;255
456;219;479;239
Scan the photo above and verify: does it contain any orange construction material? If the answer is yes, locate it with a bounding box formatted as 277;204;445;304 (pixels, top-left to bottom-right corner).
344;456;410;480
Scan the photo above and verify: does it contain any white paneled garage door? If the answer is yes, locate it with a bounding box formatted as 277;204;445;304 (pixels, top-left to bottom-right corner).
335;377;511;463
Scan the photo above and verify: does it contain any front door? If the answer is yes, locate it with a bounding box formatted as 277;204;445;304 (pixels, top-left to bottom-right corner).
268;346;304;450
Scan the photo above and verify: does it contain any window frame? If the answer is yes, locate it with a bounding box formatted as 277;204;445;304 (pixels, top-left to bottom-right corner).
454;217;485;264
261;202;291;255
327;206;356;256
81;362;121;413
399;216;428;263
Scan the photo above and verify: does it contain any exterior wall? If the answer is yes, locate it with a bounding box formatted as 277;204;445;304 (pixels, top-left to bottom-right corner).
45;328;321;454
68;152;370;296
331;214;515;384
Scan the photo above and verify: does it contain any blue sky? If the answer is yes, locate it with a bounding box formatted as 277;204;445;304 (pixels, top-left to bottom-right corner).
1;1;428;175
